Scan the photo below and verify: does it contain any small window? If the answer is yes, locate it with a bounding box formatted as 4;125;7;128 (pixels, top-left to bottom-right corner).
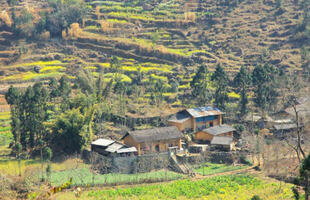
155;144;160;152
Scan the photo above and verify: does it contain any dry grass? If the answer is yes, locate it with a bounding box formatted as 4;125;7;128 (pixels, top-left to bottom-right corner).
100;20;113;33
184;12;196;22
68;23;83;38
40;31;50;40
0;11;12;27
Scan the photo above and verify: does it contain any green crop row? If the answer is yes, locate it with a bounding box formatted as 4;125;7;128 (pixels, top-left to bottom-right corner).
49;168;184;187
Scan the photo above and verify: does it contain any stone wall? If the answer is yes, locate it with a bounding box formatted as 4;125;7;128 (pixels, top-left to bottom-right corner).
83;150;170;174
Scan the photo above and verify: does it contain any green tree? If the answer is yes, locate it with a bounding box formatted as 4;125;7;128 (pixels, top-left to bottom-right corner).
13;8;35;37
7;0;19;6
211;63;229;110
252;64;278;115
5;86;21;144
6;84;49;150
190;65;211;106
52;109;87;154
46;0;88;36
300;152;310;200
59;76;71;98
233;66;252;117
49;77;59;98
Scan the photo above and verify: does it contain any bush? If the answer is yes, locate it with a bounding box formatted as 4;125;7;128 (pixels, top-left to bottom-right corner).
7;0;19;6
251;195;262;200
45;0;88;36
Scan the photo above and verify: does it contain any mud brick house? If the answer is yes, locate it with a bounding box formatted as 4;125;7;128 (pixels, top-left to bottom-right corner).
168;107;223;132
194;124;235;143
210;136;234;151
121;126;184;155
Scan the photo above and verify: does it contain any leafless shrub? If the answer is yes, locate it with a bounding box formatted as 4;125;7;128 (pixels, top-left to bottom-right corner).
68;23;82;38
100;20;113;33
184;12;196;22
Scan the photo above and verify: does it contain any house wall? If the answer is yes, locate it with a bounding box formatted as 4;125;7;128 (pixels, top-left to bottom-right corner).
168;118;192;131
194;115;222;131
194;131;233;142
123;135;141;155
194;131;214;141
123;136;182;155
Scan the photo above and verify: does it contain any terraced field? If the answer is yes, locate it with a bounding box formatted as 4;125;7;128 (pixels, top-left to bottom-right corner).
0;0;304;85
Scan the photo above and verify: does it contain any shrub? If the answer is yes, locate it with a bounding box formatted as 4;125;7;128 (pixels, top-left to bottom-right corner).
45;0;88;36
251;195;262;200
7;0;19;6
67;23;82;38
184;12;196;22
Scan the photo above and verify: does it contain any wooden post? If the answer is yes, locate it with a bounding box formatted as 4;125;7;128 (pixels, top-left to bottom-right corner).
137;143;141;155
192;118;196;131
219;114;222;125
178;139;182;149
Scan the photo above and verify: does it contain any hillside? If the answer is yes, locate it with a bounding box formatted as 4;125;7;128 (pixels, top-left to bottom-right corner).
0;0;305;83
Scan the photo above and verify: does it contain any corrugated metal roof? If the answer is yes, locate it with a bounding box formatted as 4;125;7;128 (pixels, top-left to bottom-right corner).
105;143;124;153
186;107;223;118
91;138;115;147
116;147;137;153
123;126;183;143
211;136;233;145
202;124;236;136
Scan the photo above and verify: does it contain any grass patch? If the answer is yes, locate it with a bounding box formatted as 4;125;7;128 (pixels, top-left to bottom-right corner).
2;71;65;81
40;66;66;73
194;162;248;175
0;126;11;133
0;112;10;121
0;132;12;146
228;91;240;99
103;73;132;83
0;157;87;176
50;168;183;187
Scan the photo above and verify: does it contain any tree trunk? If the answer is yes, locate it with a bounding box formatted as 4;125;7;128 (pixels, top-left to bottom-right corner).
305;174;309;200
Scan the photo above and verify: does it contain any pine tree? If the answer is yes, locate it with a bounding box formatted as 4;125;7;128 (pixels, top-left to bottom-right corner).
252;64;279;115
190;65;211;106
233;66;252;117
211;63;229;110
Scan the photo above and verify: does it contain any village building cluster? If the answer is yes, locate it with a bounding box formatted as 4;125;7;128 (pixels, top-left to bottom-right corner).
92;106;237;156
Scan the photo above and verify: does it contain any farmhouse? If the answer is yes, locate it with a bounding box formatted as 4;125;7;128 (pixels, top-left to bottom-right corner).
272;123;302;138
194;124;235;143
210;136;234;151
168;107;223;132
91;138;137;156
121;126;184;155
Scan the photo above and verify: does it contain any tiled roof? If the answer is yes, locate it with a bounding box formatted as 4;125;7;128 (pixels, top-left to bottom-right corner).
202;124;235;136
123;126;183;143
91;138;115;147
